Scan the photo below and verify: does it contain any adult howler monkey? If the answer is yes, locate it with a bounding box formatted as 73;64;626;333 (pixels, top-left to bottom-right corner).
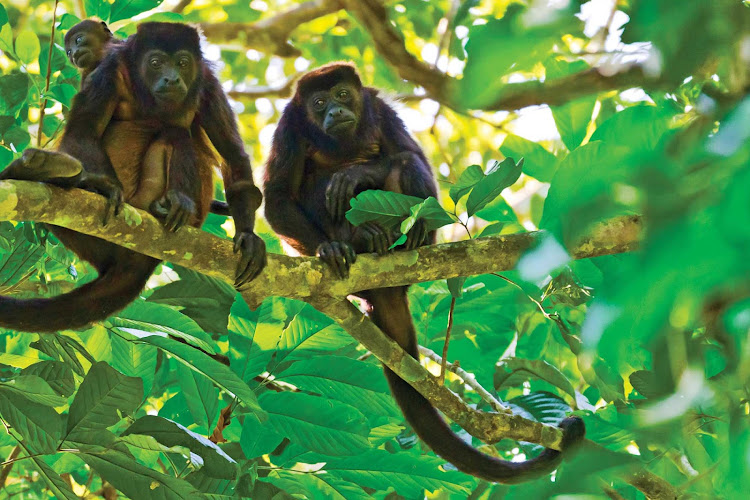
63;19;231;215
0;22;265;332
264;63;584;483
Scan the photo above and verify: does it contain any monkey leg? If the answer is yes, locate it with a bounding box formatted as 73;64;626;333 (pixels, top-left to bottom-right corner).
129;139;169;211
0;148;82;184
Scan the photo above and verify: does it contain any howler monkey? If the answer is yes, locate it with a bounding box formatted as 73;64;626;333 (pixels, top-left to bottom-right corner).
263;63;585;483
64;19;231;215
0;22;265;332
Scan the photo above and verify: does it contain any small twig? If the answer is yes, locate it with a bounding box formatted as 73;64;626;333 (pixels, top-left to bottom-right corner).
419;345;509;414
171;0;193;13
0;445;21;488
37;0;60;147
439;296;456;384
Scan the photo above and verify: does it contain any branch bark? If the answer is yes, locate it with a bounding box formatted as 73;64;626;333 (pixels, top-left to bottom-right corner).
200;0;343;57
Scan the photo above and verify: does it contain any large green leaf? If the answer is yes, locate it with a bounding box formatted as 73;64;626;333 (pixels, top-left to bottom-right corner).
346;190;424;229
507;391;572;425
400;197;454;234
449;165;484;204
495;358;577;401
80;450;206;500
22;361;75;397
466;157;523;216
14;31;40;65
276;356;400;419
123;415;237;479
177;362;218;429
324;450;473;496
240;413;283;459
259;392;371;456
0;392;62;453
500;135;558;182
590;105;672;152
66;361;143;438
111;300;218;355
109;334;157;396
264;470;370;500
135;334;264;416
109;0;163;23
28;454;79;500
0;375;67;407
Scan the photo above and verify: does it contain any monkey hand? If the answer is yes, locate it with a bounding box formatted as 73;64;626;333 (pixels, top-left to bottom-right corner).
150;189;196;233
233;231;267;289
403;219;430;250
352;222;392;255
77;172;124;226
316;241;356;279
0;149;82;183
325;167;381;223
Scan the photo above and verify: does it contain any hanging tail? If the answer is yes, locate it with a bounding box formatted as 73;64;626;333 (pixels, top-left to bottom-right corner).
367;287;585;484
0;246;158;333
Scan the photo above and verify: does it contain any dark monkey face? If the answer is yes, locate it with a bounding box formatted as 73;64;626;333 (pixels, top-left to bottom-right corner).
65;21;110;70
141;49;197;106
308;83;362;139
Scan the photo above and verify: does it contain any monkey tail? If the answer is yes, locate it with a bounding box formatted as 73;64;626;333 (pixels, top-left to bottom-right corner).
0;250;158;333
366;287;585;484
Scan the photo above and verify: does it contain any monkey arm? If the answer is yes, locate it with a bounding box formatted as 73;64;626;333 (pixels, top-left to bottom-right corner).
199;69;266;286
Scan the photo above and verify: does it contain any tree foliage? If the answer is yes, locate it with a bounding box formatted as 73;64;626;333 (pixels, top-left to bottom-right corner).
0;0;748;498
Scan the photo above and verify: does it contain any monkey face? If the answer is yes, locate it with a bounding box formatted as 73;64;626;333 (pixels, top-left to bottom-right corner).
308;83;362;139
141;49;197;106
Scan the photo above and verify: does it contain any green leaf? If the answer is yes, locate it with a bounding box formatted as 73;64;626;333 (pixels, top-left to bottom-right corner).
259;392;371;456
123;415;237;479
240;413;283;459
466;158;523;217
84;0;111;21
135;334;265;417
111;300;218;355
0;73;30;115
324;450;473;496
0;4;8;26
264;470;370;500
346;190;424;229
0;392;62;453
66;361;143;438
590;105;671;152
46;83;78;108
177;362;218;429
400;197;454;234
109;334;157;396
0;145;12;168
276;356;400;420
28;454;79;500
15;31;40;65
148;268;236;334
495;358;577;400
449;165;484;204
80;450;207;500
22;361;75;397
447;276;467;298
552;98;596;151
110;0;164;23
58;13;82;30
119;433;191;455
0;351;42;369
500;134;558;182
0;375;67;406
507;391;572;425
39;43;69;79
0;24;13;56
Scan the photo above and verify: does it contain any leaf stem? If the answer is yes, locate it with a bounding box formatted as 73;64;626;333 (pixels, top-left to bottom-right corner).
38;0;60;147
438;296;456;385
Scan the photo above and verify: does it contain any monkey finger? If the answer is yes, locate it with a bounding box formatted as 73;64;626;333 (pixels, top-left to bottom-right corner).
342;241;357;267
340;183;355;221
325;177;342;219
330;244;348;279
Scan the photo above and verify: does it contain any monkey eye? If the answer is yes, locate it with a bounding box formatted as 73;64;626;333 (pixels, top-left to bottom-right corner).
149;58;162;69
313;98;326;110
177;57;190;68
75;35;83;45
337;89;349;99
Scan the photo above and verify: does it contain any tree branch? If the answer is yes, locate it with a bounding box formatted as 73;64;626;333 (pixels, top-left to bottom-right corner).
228;73;302;101
200;0;343;57
0;180;678;498
340;0;662;111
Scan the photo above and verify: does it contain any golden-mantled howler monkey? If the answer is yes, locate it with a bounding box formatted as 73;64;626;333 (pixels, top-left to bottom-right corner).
0;22;265;332
63;19;230;215
263;63;585;483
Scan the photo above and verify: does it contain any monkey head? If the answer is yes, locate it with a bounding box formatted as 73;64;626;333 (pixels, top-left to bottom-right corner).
130;22;203;111
295;63;364;140
65;19;113;71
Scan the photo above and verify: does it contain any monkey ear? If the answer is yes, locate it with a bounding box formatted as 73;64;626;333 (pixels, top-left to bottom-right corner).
101;21;113;36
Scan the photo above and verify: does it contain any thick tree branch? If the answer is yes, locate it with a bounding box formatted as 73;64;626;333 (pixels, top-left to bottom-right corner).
340;0;662;111
228;73;302;100
200;0;343;57
0;180;678;498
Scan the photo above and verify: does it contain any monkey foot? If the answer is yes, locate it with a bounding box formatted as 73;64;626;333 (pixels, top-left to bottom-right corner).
0;149;82;182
